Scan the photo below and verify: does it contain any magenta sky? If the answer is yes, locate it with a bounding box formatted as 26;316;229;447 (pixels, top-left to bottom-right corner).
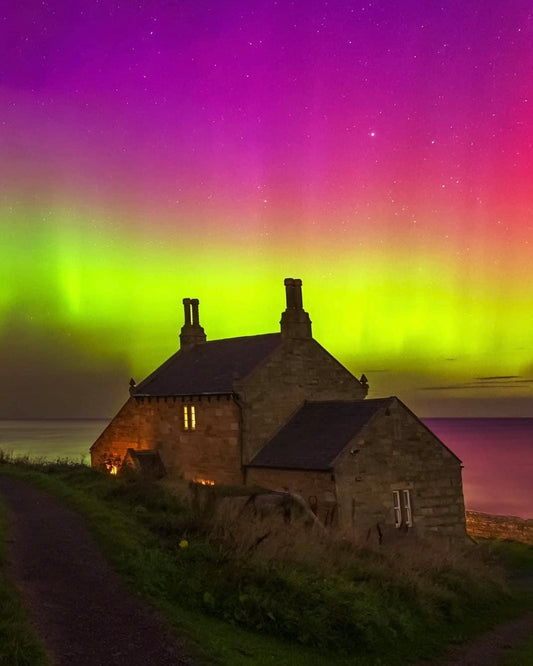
1;1;532;418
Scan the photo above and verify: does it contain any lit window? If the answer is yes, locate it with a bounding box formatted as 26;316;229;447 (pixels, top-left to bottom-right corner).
183;405;196;430
392;489;412;527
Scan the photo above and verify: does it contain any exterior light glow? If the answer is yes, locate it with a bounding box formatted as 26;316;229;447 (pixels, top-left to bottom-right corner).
194;477;215;486
105;461;119;475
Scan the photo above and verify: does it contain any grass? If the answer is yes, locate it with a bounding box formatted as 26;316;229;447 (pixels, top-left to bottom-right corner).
480;538;533;577
0;502;51;665
477;538;533;666
0;453;531;665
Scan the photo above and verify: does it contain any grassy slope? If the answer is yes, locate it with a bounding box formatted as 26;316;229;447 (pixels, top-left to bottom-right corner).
0;459;531;666
0;503;51;666
484;539;533;666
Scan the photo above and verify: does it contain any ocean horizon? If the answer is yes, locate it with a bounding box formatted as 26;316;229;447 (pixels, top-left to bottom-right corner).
1;417;531;520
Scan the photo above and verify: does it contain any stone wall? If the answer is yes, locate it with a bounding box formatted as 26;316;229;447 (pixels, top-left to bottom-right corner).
90;397;141;469
466;511;533;545
334;398;466;539
245;467;337;525
91;395;243;485
238;338;366;463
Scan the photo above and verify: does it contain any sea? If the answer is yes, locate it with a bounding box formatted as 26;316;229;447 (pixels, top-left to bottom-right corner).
0;418;531;519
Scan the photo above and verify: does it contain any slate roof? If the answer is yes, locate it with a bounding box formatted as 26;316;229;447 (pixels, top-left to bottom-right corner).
248;398;394;470
133;333;281;396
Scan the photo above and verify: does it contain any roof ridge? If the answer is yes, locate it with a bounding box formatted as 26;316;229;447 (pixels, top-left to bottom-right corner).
200;332;280;344
134;332;282;396
302;397;394;405
249;398;392;470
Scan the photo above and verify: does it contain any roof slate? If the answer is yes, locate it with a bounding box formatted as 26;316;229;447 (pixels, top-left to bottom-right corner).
133;333;281;396
248;398;394;470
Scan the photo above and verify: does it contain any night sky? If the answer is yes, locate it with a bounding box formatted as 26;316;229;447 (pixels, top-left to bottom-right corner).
1;1;532;418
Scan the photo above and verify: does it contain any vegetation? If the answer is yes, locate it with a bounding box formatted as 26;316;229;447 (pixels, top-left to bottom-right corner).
0;502;50;665
0;453;531;665
481;538;533;577
483;539;533;666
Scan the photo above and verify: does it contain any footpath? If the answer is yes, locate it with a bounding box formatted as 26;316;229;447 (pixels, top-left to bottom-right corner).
0;476;194;666
436;611;533;665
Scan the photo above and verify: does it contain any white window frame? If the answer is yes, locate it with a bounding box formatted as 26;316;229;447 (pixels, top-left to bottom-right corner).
393;490;402;527
402;489;412;526
392;489;412;527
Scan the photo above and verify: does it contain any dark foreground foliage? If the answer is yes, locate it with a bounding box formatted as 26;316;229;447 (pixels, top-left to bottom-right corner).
0;453;530;666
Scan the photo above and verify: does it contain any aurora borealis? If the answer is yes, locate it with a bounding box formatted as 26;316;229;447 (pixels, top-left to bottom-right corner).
1;1;532;418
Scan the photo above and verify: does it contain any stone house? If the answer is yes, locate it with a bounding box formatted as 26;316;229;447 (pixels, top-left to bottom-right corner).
91;278;466;539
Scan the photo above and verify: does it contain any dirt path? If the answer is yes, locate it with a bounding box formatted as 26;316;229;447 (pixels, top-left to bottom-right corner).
433;611;533;665
0;476;195;666
417;573;533;666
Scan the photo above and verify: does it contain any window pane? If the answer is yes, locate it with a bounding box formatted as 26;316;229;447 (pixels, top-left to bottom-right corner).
402;489;412;526
392;490;401;527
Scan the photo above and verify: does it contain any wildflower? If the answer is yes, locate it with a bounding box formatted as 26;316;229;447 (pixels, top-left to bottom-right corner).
179;539;189;549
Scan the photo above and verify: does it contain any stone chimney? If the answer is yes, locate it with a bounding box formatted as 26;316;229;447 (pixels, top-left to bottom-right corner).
179;298;206;350
280;278;312;339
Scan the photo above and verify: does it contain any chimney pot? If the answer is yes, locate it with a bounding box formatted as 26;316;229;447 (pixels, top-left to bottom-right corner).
280;277;312;339
191;298;200;325
182;298;192;326
180;296;206;350
284;277;296;308
294;279;303;309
